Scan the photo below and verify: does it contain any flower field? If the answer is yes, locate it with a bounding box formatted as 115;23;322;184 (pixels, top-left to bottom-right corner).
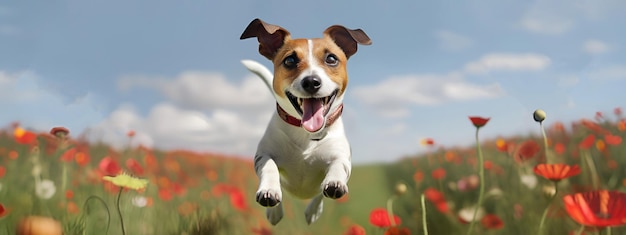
1;108;626;235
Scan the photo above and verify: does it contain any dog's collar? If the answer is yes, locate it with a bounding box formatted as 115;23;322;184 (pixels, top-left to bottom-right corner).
276;103;343;130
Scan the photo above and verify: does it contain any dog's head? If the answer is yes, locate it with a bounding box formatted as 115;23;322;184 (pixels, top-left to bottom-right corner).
241;18;371;133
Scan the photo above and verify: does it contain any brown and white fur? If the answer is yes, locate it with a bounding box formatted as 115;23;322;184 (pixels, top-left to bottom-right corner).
240;18;371;225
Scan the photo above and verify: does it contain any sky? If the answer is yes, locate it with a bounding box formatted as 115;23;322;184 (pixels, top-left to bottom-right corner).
1;0;625;164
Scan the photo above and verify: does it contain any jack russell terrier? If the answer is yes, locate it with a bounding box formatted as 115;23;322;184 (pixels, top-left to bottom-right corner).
240;18;371;225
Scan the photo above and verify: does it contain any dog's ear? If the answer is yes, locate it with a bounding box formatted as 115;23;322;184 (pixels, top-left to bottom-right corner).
323;25;372;59
240;18;291;60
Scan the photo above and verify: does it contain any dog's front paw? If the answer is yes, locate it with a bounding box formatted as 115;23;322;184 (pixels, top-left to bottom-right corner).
323;181;348;199
256;189;282;207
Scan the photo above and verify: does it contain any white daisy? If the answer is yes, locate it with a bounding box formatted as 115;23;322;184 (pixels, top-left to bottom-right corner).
35;179;57;199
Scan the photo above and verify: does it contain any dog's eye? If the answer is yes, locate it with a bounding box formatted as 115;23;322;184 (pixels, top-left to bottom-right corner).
325;54;338;66
283;55;298;69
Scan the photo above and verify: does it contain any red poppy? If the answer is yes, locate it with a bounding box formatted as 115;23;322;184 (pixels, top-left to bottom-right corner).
413;171;424;183
514;140;541;162
431;168;446;180
98;156;122;175
125;158;145;176
481;214;504;229
369;208;401;228
344;224;365;235
580;119;607;134
14;127;37;145
469;116;490;128
579;134;596;149
65;190;74;200
172;182;187;196
496;138;508;152
127;130;136;138
229;188;248;211
615;107;623;116
0;166;5;178
49;127;70;138
0;203;9;218
75;152;90;166
483;160;493;170
604;134;622;146
533;164;581;182
158;188;174;201
554;143;566;155
60;148;76;162
424;187;445;203
563;190;626;227
384;227;410;235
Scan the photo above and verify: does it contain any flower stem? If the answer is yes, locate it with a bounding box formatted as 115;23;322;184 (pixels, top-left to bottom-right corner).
537;181;558;234
83;195;111;235
466;127;485;235
116;188;126;235
386;195;397;227
421;193;429;235
540;122;550;163
576;225;585;235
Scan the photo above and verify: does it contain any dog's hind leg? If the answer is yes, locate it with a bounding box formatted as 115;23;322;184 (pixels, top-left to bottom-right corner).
304;194;324;225
266;202;284;225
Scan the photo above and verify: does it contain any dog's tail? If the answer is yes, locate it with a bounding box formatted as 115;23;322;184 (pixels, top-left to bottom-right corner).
241;60;274;93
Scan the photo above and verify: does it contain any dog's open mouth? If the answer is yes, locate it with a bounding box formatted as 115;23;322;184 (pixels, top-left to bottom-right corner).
286;90;338;132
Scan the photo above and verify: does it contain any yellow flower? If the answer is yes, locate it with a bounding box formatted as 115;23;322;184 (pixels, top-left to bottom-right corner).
102;173;148;190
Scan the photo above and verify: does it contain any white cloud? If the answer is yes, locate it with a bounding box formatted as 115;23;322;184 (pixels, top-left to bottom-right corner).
583;40;610;54
464;53;551;74
353;74;504;118
89;103;269;156
519;0;626;35
118;71;273;112
435;30;473;51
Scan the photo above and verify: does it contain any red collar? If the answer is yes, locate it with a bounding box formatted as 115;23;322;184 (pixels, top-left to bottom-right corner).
276;103;343;129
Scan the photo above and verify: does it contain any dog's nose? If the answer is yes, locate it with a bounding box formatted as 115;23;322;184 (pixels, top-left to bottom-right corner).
301;75;322;94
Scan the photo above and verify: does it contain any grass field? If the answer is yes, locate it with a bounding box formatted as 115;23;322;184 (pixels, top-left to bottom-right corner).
1;108;626;235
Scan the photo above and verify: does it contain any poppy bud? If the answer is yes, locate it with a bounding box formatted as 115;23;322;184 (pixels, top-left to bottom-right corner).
395;183;407;196
533;109;546;123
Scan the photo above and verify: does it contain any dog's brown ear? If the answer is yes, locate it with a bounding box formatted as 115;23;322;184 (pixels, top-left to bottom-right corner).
240;18;291;60
324;25;372;59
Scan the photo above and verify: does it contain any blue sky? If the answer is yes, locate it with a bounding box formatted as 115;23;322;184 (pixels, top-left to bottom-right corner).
1;0;625;163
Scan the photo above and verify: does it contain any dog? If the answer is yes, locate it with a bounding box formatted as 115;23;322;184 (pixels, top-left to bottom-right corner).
239;18;371;225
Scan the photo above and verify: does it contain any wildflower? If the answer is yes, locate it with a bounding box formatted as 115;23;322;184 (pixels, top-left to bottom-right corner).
579;134;596;149
252;225;273;235
533;109;547;123
481;214;504;229
8;150;18;160
431;167;446;180
513;140;541;163
102;173;148;191
344;224;365;235
495;138;508;152
131;196;148;208
158;188;173;201
229;188;248;211
125;158;144;176
458;205;485;224
99;156;122;175
563;190;626;227
65;190;74;200
413;171;424;183
554;143;566;155
75;152;90;166
0;166;5;178
469;116;490;128
533;164;581;182
13;127;37;145
66;201;80;214
595;140;606;152
384;227;410;235
127;130;136;138
369;208;401;228
0;203;9;218
35;179;57;199
604;134;622;146
615;107;622;117
60;148;76;162
49;127;70;139
520;174;538;189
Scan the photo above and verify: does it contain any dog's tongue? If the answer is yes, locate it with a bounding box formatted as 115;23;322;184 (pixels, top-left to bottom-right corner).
301;98;324;132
